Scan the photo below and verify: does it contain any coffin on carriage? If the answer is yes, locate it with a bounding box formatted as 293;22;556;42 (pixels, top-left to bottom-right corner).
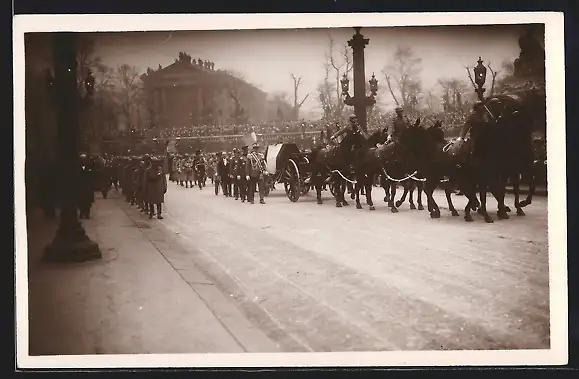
263;143;311;202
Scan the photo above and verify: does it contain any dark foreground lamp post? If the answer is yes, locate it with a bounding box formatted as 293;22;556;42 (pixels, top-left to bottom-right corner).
473;57;487;102
44;33;101;263
341;27;378;133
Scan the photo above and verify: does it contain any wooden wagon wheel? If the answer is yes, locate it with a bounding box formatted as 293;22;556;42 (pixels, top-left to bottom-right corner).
284;159;301;202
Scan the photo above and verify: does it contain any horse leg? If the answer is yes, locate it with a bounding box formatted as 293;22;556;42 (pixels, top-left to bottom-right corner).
354;179;363;209
408;181;417;210
365;178;375;211
341;179;349;206
389;183;398;213
445;182;459;216
511;172;525;216
519;162;536;208
416;181;424;210
478;185;494;223
396;181;409;208
493;176;510;220
315;172;323;205
425;180;441;218
383;179;391;203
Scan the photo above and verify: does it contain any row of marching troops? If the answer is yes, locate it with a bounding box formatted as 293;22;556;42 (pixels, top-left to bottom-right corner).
168;142;269;204
83;154;169;219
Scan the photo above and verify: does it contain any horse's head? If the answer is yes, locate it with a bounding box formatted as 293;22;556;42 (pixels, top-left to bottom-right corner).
426;120;446;144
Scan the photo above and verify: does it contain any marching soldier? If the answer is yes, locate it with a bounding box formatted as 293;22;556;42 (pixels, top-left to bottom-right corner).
77;152;95;219
226;152;234;196
231;149;241;199
246;142;268;204
193;150;207;190
145;157;167;219
217;151;231;197
183;154;194;188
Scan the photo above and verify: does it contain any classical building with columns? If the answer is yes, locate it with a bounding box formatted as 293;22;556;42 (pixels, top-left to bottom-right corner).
142;52;268;129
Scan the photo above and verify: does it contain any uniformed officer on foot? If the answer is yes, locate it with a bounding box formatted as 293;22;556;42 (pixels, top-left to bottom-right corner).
246;142;267;204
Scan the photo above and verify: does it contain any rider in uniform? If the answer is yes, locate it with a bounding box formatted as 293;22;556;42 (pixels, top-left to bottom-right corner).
329;114;369;163
246;142;268;204
386;106;410;144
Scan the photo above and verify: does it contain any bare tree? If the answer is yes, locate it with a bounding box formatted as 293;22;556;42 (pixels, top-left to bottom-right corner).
113;64;143;129
438;78;470;113
382;46;423;114
316;35;353;121
290;73;309;120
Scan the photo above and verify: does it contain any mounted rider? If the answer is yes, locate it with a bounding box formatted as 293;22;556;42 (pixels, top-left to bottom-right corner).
386;106;411;144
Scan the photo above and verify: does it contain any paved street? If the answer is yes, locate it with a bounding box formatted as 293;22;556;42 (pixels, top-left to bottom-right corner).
130;179;550;353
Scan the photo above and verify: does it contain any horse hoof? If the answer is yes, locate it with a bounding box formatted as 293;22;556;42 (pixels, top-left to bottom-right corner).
410;204;416;210
395;201;403;208
383;197;389;203
342;201;349;206
519;199;531;208
369;205;376;211
336;203;342;208
356;204;362;209
430;212;441;219
418;205;424;211
484;216;494;223
317;200;323;205
464;215;474;222
451;210;459;216
505;206;512;213
497;211;510;220
516;208;526;216
390;207;398;213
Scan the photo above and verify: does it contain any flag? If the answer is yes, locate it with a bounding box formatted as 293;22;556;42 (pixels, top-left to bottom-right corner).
242;132;257;147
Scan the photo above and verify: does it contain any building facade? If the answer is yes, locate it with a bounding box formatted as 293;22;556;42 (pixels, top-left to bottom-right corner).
142;52;268;129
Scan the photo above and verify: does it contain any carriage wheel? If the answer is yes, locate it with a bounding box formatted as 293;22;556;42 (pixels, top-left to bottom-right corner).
284;159;300;202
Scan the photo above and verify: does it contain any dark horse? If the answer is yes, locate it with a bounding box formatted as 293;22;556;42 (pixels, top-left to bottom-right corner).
379;119;426;213
410;122;482;221
309;127;367;207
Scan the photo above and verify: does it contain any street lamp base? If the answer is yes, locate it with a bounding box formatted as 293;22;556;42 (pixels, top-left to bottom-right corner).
43;222;102;263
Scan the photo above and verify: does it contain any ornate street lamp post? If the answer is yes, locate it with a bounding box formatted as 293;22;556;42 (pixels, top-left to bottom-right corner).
473;56;487;102
341;27;378;133
44;32;101;263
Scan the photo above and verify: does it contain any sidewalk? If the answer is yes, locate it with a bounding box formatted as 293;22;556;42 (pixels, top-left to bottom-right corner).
26;192;279;356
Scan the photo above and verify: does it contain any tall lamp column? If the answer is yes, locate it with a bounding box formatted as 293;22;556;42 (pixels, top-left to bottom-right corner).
341;27;378;133
43;32;102;263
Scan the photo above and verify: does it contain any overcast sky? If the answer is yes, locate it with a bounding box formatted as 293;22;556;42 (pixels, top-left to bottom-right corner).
89;25;523;114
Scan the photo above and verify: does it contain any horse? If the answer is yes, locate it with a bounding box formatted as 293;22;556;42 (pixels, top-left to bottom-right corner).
488;94;537;217
416;121;489;222
377;119;426;213
308;127;366;207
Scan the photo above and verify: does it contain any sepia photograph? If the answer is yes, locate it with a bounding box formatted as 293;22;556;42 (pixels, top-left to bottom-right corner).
14;13;567;368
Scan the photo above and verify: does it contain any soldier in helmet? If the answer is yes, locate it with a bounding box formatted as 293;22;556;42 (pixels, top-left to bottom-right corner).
246;142;268;204
234;145;249;202
77;152;95;219
386;106;410;143
145;157;167;219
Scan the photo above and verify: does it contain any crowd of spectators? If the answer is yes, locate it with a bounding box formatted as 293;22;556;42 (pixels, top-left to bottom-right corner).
81;110;471;155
